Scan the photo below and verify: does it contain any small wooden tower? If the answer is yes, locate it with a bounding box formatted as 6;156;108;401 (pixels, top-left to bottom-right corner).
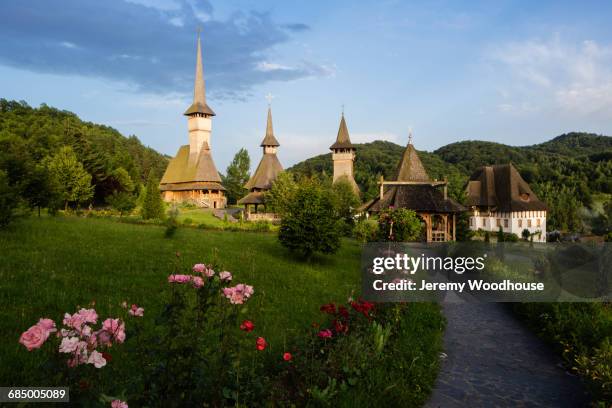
330;113;359;193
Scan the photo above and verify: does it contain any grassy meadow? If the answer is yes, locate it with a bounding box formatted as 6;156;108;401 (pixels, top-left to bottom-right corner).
0;215;445;405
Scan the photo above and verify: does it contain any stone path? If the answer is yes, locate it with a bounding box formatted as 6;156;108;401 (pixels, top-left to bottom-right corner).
425;302;590;407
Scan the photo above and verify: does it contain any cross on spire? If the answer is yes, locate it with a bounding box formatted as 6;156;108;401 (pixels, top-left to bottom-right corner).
341;103;345;117
265;92;274;106
408;128;413;145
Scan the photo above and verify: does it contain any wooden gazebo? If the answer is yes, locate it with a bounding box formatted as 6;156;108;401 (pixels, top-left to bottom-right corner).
361;139;465;242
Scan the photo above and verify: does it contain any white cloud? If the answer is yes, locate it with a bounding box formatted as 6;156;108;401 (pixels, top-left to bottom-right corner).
488;35;612;118
256;61;294;72
59;41;78;49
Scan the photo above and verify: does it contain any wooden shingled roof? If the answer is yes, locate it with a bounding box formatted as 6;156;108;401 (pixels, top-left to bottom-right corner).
244;153;283;191
362;141;464;213
260;107;280;147
184;34;215;117
159;145;225;191
329;115;354;150
466;163;547;211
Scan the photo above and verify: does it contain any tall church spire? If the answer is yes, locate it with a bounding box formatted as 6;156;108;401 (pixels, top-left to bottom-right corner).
184;31;215;116
260;106;280;147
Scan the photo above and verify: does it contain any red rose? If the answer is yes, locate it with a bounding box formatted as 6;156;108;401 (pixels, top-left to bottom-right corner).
283;352;292;361
319;303;336;314
256;337;267;351
338;306;349;319
333;319;348;334
240;320;255;332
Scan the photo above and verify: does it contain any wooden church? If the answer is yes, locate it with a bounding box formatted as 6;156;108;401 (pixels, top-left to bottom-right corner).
237;106;283;220
159;33;226;209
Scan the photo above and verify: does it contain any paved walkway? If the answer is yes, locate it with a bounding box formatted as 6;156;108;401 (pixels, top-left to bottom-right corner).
425;302;590;407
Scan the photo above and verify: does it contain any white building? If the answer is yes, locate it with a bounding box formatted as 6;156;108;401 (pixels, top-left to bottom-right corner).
466;163;547;242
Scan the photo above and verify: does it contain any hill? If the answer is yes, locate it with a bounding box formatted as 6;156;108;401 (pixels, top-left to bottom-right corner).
0;99;168;204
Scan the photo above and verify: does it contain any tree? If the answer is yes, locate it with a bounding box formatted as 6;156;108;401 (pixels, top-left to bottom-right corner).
141;173;165;220
223;148;250;204
377;208;423;242
265;172;298;215
107;191;136;216
0;170;16;228
522;228;531;241
21;165;62;216
278;178;342;259
44;146;93;210
331;179;360;235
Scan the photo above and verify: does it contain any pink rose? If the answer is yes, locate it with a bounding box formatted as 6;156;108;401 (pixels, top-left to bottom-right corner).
128;304;144;317
59;336;80;353
77;308;98;324
317;329;333;339
101;318;126;344
111;400;128;408
192;263;206;273
19;325;49;351
219;271;232;282
168;274;192;284
192;276;204;289
87;350;107;368
222;284;255;305
37;318;57;332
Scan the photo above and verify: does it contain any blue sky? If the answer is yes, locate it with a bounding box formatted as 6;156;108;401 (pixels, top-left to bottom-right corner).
1;0;612;171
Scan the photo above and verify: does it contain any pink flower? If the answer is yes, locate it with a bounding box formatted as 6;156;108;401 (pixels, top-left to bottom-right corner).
101;318;126;344
78;308;98;324
203;268;215;278
59;336;80;353
37;318;57;332
63;312;85;330
111;400;128;408
19;325;50;351
283;352;292;361
219;271;232;282
191;276;204;289
256;337;267;351
168;274;192;284
317;329;333;339
128;304;144;317
87;350;107;368
192;263;206;273
222;284;255;305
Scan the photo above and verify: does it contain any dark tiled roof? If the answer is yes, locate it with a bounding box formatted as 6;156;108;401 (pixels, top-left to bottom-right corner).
330;115;355;150
465;163;547;211
160;145;223;185
237;191;266;205
260;107;280;147
365;185;465;213
244;153;283;190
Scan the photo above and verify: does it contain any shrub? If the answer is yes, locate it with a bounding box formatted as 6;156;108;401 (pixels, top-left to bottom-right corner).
513;303;612;403
164;205;179;238
141;173;164;220
354;219;378;242
182;217;193;225
278;178;342;258
106;191;136;216
331;179;360;236
377;208;422;242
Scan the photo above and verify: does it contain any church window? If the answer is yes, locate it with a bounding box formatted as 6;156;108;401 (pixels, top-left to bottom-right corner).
518;219;523;228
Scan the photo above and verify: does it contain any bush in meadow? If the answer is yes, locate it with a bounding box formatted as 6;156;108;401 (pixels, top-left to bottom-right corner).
278;178;342;259
141;173;164;220
377;208;422;242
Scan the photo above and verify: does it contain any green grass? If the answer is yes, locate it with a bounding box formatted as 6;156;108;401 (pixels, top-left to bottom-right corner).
0;216;444;406
176;207;228;227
